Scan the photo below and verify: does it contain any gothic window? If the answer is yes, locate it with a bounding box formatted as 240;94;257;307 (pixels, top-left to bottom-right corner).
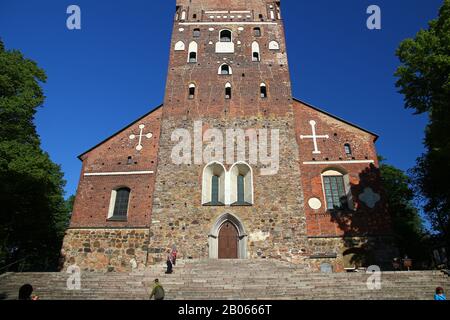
188;41;198;63
225;83;232;99
219;64;232;75
252;41;260;62
220;30;232;42
253;27;261;37
193;28;201;38
188;83;196;99
202;162;226;206
260;83;267;98
322;170;353;210
230;162;253;206
108;187;130;220
344;143;352;156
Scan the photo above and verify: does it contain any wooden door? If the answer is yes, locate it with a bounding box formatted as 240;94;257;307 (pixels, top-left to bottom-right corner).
218;222;238;259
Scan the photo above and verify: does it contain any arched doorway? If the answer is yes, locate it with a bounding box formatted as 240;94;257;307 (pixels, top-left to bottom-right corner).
208;213;248;259
218;221;238;259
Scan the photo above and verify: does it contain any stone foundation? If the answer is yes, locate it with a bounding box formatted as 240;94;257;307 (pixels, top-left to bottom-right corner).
61;228;150;272
307;236;398;272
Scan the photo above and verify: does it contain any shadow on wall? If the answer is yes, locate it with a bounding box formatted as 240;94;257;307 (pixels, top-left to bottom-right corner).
329;164;393;269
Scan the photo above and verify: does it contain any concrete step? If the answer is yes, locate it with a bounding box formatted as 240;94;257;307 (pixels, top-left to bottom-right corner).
1;259;448;300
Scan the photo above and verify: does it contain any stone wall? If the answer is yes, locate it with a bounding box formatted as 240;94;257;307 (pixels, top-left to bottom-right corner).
148;115;310;266
62;228;150;272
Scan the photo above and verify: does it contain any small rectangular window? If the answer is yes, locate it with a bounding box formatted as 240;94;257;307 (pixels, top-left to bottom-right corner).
193;28;200;37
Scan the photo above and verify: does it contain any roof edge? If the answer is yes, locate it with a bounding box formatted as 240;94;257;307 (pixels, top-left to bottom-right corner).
77;104;164;160
293;98;379;142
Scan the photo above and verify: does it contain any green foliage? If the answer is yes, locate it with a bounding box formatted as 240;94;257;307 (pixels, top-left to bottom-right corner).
0;39;70;271
379;157;428;262
395;0;450;251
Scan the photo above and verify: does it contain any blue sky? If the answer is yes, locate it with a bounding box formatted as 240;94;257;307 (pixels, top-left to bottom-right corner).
0;0;443;197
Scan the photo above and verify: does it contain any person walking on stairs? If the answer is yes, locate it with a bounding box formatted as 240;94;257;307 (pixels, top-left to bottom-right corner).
149;279;165;300
165;249;173;274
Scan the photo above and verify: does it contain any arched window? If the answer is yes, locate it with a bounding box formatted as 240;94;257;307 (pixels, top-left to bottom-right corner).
225;83;232;99
230;162;253;205
174;41;185;51
108;187;130;220
193;28;201;38
253;27;261;37
344;143;352;156
252;41;260;62
260;83;267;98
269;41;280;50
322;169;353;210
220;30;232;42
188;41;198;63
181;10;187;20
188;83;196;99
202;162;226;206
218;64;232;75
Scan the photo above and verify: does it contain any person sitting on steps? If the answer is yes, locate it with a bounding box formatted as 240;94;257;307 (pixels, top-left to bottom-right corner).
434;287;446;300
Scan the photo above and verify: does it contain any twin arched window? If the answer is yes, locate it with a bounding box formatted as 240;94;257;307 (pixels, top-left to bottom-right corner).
108;187;130;220
202;162;253;206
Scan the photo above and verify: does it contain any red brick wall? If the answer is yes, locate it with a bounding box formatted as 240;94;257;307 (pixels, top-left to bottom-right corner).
293;100;392;238
69;107;162;228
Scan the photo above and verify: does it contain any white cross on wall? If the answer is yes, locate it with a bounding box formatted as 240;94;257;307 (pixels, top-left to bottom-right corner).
129;124;153;151
300;120;329;154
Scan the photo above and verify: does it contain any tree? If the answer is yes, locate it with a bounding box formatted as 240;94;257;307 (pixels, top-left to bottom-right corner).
379;157;428;264
395;0;450;253
0;39;70;271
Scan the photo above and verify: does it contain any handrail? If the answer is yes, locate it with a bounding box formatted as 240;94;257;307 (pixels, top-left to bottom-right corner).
0;257;28;274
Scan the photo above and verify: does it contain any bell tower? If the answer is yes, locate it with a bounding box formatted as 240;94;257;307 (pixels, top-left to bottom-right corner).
149;0;308;264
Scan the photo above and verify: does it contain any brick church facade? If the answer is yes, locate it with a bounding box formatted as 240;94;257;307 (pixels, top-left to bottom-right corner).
62;0;396;273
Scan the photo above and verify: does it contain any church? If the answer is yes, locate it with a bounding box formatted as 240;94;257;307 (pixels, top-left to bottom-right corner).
62;0;396;273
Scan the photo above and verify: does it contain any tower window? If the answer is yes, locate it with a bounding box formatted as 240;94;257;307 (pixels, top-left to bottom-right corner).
188;84;196;99
127;156;132;165
193;28;200;37
181;10;187;21
254;27;261;37
344;143;352;155
260;83;267;98
189;52;197;63
225;83;232;99
252;41;261;62
220;30;232;42
187;41;198;63
219;64;232;75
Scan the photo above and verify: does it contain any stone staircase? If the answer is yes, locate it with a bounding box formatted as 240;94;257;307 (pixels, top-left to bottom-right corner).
0;259;449;300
